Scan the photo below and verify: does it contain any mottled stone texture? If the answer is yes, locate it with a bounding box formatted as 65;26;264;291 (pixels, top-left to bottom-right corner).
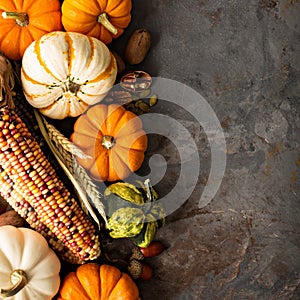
111;0;300;299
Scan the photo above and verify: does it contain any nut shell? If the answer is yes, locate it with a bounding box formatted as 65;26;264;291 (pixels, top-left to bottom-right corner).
0;210;25;227
125;28;151;65
0;196;8;214
120;71;152;93
111;50;126;75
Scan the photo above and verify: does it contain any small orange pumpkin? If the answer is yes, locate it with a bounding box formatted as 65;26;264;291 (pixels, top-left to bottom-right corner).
0;0;62;61
61;0;132;44
71;103;147;182
58;263;140;300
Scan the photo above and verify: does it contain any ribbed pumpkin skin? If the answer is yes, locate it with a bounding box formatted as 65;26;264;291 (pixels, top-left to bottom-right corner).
21;31;117;119
61;0;132;44
0;225;61;300
71;104;147;182
58;263;140;300
0;0;62;61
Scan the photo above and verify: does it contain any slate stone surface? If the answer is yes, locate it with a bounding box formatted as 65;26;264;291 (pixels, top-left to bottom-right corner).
111;0;300;299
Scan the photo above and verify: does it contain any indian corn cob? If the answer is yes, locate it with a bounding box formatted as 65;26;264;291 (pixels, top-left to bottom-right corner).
0;173;83;264
0;61;101;263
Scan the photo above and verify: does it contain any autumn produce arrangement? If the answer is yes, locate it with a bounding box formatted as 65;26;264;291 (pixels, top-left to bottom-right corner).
0;0;165;299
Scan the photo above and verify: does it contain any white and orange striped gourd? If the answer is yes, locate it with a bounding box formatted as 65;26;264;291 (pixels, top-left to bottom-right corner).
21;31;117;120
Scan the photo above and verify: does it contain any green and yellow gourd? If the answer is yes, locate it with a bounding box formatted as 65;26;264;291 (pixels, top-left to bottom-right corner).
104;180;165;247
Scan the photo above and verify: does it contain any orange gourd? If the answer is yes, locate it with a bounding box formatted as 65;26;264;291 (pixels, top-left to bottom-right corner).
61;0;132;44
0;0;62;61
58;263;140;300
71;103;147;182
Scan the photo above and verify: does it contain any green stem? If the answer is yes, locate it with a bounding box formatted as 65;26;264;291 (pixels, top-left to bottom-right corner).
0;269;28;297
1;11;29;27
97;13;118;35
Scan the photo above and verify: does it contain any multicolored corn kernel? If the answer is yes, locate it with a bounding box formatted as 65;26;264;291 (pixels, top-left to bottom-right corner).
0;108;100;262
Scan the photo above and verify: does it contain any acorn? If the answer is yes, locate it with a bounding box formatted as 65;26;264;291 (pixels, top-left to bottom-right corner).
128;259;153;280
140;262;154;280
130;246;145;261
139;241;165;258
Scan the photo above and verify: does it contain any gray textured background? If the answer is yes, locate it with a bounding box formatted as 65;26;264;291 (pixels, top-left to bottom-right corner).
111;1;300;299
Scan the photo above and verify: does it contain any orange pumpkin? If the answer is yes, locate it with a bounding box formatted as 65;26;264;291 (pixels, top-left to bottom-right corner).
0;0;62;61
61;0;132;44
71;104;147;182
58;263;140;300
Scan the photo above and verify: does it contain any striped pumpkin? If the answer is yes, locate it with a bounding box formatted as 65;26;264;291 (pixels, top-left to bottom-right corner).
21;31;117;120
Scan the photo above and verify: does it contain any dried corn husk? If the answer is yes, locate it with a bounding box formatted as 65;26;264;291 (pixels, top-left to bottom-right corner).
34;111;107;227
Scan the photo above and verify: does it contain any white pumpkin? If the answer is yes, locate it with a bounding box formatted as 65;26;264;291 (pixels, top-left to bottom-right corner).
0;225;61;300
21;31;117;119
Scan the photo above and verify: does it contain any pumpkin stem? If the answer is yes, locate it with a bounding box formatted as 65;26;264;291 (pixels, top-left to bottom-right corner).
1;12;29;27
97;13;118;35
68;80;81;95
102;135;116;150
0;269;28;297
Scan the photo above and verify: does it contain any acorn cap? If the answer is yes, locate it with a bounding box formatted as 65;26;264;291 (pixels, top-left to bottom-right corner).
128;259;143;279
130;246;145;261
